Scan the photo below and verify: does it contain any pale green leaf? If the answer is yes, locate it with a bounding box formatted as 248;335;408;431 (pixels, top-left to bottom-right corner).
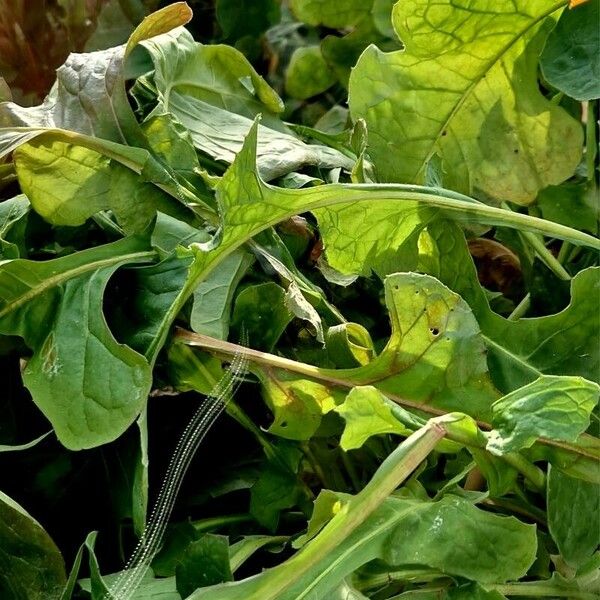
261;271;498;440
137;29;353;180
229;535;289;573
349;0;582;203
326;322;375;368
285;47;336;100
335;386;412;450
14;139;189;232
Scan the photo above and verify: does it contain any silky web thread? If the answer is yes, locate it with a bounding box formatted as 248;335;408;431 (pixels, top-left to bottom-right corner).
105;329;249;599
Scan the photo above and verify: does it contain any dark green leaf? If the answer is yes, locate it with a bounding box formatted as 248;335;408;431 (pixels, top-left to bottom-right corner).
540;1;600;101
0;235;154;448
176;534;233;597
547;465;600;567
0;490;66;600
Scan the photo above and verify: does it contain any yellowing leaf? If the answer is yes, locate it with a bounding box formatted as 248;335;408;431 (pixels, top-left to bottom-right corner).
349;0;582;204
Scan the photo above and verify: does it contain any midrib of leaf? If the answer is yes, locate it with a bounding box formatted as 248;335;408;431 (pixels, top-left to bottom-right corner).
147;178;599;365
481;334;543;377
0;250;156;320
406;0;567;180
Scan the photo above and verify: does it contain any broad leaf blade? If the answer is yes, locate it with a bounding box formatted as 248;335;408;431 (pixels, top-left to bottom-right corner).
349;0;582;203
547;465;600;568
487;376;599;455
0;236;154;449
0;490;66;600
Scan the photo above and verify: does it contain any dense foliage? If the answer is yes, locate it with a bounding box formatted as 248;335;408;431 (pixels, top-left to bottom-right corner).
0;1;598;598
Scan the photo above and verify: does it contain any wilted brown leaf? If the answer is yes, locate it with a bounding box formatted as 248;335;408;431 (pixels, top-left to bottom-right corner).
468;238;522;297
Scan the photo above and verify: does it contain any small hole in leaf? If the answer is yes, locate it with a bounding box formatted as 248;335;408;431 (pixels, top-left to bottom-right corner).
394;285;399;290
280;421;288;428
430;327;439;335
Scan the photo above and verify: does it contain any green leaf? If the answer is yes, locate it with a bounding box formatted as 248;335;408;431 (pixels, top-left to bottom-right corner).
547;465;600;567
540;1;600;101
60;531;110;600
188;421;536;599
314;200;433;276
326;322;375;368
0;490;66;600
176;535;233;597
290;0;371;28
0;5;202;217
420;222;600;390
229;535;289;573
231;282;292;351
191;249;253;339
14;139;188;232
250;443;306;530
486;376;599;455
349;0;582;203
335;386;412;450
0;235;155;449
381;496;536;583
0;194;29;259
285;47;336;100
138;28;353;180
216;0;281;41
537;182;599;235
261;271;498;440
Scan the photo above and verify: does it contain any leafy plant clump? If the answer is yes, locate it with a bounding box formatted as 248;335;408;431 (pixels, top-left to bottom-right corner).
0;1;598;599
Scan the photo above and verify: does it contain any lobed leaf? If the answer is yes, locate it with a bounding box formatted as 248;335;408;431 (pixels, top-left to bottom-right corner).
349;0;581;203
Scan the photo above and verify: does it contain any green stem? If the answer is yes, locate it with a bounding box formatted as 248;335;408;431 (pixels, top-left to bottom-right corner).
557;240;573;264
501;453;545;490
507;293;531;321
245;422;446;600
520;231;571;280
191;513;254;532
146;180;599;364
492;582;598;599
586;100;598;184
176;329;600;467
